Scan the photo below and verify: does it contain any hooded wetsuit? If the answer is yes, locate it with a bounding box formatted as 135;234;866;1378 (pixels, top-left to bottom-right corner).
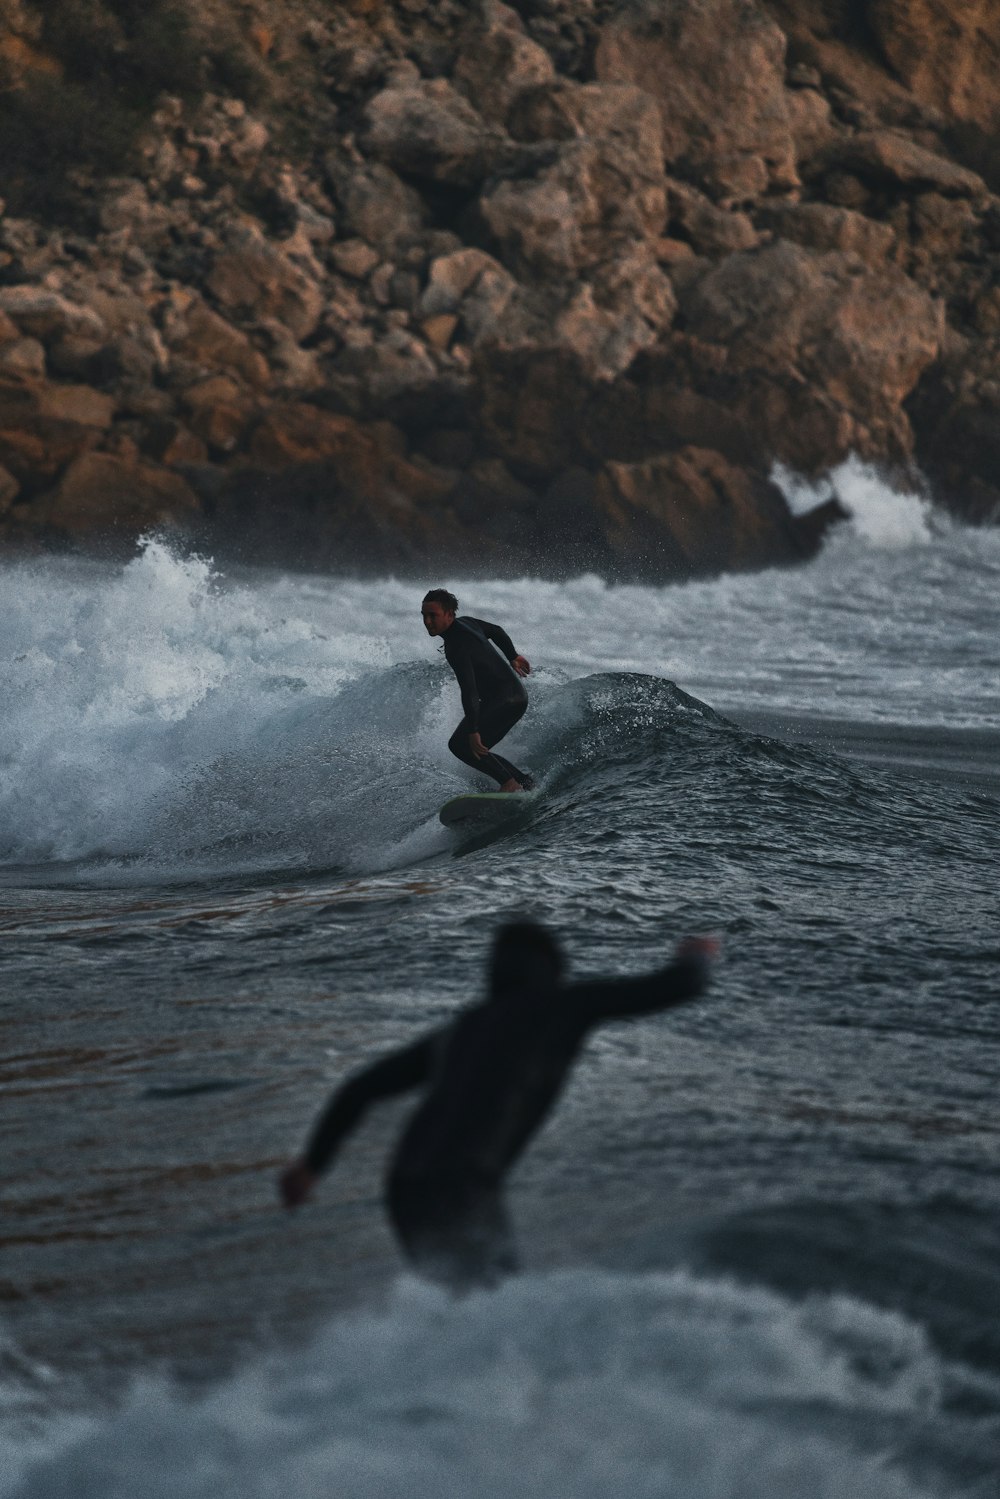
300;945;710;1286
441;615;531;788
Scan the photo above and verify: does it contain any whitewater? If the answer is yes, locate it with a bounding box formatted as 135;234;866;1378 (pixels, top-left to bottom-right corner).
2;459;999;1497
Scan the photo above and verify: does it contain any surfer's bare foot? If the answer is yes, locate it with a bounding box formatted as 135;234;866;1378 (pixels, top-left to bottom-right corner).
498;778;521;793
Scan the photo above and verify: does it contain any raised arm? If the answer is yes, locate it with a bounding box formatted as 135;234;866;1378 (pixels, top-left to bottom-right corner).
279;1034;438;1207
570;938;717;1027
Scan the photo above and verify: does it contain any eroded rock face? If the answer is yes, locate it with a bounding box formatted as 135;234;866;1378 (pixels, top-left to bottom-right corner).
30;452;200;541
362;80;507;188
593;446;812;577
2;0;999;570
869;0;1000;133
596;0;798;201
206;223;325;342
453;1;555;125
678;240;944;467
821;131;988;200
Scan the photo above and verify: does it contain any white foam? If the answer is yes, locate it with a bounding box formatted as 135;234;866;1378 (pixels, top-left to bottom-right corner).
2;1270;954;1499
773;457;934;547
2;507;999;874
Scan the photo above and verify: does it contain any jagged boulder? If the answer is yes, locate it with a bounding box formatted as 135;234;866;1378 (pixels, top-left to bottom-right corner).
665;179;759;255
485;82;667;276
206;222;325;342
361;79;508;188
818;130;988;200
676;240;944;468
160;290;271;389
591;446;813;577
0;287;106;345
756;202;896;266
324;159;426;252
28;451;200;539
452;1;556;126
0;376;114;490
596;0;799;201
869;0;1000;134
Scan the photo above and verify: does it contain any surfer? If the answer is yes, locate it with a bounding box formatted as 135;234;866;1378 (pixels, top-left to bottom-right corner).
421;588;533;792
279;923;717;1288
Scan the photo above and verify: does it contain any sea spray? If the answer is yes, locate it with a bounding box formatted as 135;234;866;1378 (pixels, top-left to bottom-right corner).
0;1270;955;1499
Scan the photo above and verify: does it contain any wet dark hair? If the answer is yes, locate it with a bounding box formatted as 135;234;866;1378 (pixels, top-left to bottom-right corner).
422;588;458;613
490;921;565;997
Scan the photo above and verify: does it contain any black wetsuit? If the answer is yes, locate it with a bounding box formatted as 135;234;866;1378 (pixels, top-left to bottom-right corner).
302;949;709;1287
441;615;530;788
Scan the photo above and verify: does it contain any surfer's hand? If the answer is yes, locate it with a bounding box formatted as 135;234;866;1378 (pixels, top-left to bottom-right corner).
469;732;490;758
279;1161;315;1209
513;655;531;677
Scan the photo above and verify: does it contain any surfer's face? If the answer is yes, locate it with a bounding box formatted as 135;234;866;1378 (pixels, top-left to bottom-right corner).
422;602;455;636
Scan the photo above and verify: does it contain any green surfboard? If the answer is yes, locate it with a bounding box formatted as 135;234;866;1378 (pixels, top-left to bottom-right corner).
439;791;538;828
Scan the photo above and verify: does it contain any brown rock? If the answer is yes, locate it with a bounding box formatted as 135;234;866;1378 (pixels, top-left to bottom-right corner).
973;288;1000;336
481;83;667;276
162;294;271;389
785;88;838;169
597;0;798;201
552;255;677;378
206;223;324;341
909;192;977;265
909;371;1000;523
0;337;46;379
326;161;426;252
362;80;506;189
677;240;943;469
825;131;987;199
475;345;595;476
248;404;373;470
331;239;381;279
140;420;209;468
98;180;172;239
593;447;809;577
255;318;323;392
0;463;20;513
666;180;759;255
35;384;116;429
179;376;253;454
0;376;105;486
0;287;106;345
46;331;111;380
758;203;896;266
29;452;200;537
417;250;518;347
869;0;1000;134
422;314;458;350
244;403;451;515
453;1;556;126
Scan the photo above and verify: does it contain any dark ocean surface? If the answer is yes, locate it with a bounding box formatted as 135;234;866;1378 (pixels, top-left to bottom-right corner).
2;462;999;1496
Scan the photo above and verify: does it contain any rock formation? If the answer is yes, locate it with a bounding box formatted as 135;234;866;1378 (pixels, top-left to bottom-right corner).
0;0;997;577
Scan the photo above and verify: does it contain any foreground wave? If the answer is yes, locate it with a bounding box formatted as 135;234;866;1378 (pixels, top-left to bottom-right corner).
8;1266;995;1499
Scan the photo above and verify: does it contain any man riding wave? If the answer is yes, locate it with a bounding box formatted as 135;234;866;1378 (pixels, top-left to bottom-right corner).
422;588;534;793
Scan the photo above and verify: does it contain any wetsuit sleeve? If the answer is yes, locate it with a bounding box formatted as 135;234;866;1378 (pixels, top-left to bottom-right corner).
569;954;710;1027
476;618;518;663
303;1034;438;1175
444;631;481;731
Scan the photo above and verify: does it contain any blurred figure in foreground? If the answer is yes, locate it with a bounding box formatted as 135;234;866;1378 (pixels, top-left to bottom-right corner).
280;922;717;1288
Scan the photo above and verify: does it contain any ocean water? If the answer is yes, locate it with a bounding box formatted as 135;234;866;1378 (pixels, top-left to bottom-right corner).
2;459;999;1496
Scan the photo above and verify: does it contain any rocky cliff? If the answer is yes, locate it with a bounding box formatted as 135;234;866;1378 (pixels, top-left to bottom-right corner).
1;0;998;578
